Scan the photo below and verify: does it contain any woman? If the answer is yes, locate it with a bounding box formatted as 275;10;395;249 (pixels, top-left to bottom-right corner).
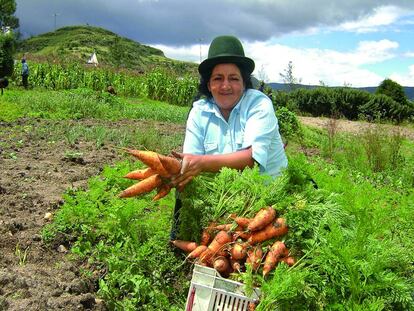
172;35;287;189
21;59;29;89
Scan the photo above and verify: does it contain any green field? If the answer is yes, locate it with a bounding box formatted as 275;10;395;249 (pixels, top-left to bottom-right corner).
1;84;413;310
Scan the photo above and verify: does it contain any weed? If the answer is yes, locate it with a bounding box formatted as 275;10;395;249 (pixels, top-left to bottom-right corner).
325;116;339;159
360;124;404;172
15;243;29;266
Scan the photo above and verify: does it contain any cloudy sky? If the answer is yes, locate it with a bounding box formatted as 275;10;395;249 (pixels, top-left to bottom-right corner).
15;0;414;87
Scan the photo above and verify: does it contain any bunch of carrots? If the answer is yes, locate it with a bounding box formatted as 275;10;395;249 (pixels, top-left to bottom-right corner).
118;149;181;201
172;206;295;278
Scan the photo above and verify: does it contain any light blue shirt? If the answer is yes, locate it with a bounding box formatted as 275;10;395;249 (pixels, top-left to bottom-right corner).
183;89;288;177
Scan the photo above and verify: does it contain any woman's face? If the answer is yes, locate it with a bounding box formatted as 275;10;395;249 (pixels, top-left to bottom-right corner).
208;63;244;117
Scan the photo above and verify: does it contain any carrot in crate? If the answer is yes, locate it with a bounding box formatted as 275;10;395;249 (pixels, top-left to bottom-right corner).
213;256;231;275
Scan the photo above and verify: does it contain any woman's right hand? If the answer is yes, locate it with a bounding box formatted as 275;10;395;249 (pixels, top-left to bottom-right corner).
170;151;204;191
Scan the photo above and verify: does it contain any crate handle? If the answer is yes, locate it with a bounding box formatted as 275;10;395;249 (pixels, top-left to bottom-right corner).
186;286;196;311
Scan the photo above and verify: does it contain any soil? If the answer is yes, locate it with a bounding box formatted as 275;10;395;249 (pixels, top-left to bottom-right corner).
0;118;185;311
298;116;414;140
0;116;412;311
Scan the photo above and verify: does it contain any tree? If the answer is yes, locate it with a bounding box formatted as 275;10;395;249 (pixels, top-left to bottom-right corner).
376;78;407;106
0;32;15;77
0;0;18;79
0;0;19;30
257;64;269;83
279;60;302;92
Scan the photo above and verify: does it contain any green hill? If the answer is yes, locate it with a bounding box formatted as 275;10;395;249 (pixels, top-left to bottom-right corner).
17;25;197;74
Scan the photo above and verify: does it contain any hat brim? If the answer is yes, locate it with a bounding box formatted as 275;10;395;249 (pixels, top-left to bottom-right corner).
198;55;255;76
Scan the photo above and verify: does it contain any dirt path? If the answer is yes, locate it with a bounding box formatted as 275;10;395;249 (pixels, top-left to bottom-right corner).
298;116;414;140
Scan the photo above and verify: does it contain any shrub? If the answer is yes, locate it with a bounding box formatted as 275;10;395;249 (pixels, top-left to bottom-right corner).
276;107;301;140
359;94;408;122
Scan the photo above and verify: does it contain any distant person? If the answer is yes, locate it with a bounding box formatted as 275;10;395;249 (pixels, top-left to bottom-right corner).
21;59;29;89
0;77;9;95
266;88;273;102
258;80;265;92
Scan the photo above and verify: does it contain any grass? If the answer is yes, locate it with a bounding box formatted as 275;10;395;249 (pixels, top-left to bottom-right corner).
0;88;190;123
2;86;413;310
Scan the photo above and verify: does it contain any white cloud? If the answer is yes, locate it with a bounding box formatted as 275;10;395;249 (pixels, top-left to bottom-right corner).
158;38;404;87
337;5;406;33
389;64;414;86
244;39;398;87
404;51;414;58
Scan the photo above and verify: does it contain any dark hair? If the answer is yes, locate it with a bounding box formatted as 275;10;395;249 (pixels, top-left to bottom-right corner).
198;63;253;98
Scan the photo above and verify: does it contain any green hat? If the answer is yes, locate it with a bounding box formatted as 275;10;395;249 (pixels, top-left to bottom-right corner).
198;35;255;76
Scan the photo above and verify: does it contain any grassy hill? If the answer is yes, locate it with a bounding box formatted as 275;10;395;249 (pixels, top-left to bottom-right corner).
17;25;197;74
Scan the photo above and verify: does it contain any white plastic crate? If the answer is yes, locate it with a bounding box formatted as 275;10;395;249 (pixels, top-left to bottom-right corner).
185;264;261;311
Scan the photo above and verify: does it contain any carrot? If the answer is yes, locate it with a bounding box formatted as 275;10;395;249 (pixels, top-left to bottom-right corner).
246;245;263;271
248;207;277;232
124;167;156;180
158;154;181;175
248;301;257;311
212;223;243;232
233;217;252;229
200;229;212;246
247;217;288;245
118;174;162;198
187;245;208;259
279;256;296;267
199;230;232;263
230;242;247;261
262;250;277;277
213;256;231;274
230;258;242;272
126;149;170;177
152;183;172;201
232;231;252;241
263;241;286;277
171;240;198;253
211;223;233;231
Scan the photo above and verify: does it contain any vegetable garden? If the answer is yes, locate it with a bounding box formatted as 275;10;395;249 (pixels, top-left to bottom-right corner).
1;64;413;310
